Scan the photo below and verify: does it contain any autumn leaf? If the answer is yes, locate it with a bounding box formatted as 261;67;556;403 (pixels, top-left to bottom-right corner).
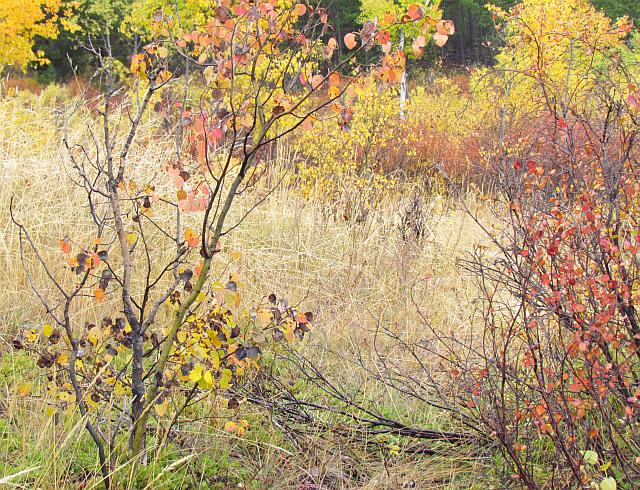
436;20;455;36
154;396;169;417
94;288;106;302
184;227;199;248
202;370;214;387
17;382;32;397
344;32;357;50
433;32;449;47
328;86;340;99
59;237;72;254
189;365;203;383
87;325;104;344
407;4;423;21
256;308;273;326
383;12;396;25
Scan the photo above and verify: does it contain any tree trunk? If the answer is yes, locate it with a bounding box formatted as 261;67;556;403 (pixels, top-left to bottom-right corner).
399;28;407;119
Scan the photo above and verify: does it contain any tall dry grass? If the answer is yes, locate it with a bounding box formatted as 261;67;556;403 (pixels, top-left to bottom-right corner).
0;88;493;488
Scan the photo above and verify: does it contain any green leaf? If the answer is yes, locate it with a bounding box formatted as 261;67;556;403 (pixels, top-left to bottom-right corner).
220;368;232;389
582;450;598;465
600;477;616;490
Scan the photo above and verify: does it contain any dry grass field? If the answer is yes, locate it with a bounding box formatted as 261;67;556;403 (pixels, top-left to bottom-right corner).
0;88;494;488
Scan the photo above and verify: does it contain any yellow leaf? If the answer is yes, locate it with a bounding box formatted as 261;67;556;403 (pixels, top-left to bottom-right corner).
256;308;273;326
189;366;203;383
211;334;222;349
229;250;242;260
157;46;169;58
24;328;37;342
154;398;169;417
211;350;220;370
59;391;74;402
87;326;103;345
203;370;214;387
126;233;137;245
17;382;32;397
224;291;241;308
43;324;54;337
224;421;237;433
196;292;207;302
114;382;127;396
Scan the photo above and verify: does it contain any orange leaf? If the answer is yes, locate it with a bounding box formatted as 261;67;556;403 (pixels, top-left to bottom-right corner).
59;237;72;254
433;32;448;47
184;227;199;248
413;35;427;48
344;32;357;50
407;4;423;21
293;3;306;16
383;12;396;25
94;288;106;301
436;20;455;36
376;30;391;45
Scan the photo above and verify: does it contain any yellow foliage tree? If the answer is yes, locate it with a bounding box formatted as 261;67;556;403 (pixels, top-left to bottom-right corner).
0;0;76;72
122;0;213;38
486;0;633;112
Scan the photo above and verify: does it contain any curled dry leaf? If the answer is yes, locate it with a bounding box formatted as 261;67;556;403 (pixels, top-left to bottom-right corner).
344;32;357;50
433;32;449;47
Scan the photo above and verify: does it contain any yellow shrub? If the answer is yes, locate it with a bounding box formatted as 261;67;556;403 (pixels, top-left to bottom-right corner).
295;73;492;200
295;77;401;207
